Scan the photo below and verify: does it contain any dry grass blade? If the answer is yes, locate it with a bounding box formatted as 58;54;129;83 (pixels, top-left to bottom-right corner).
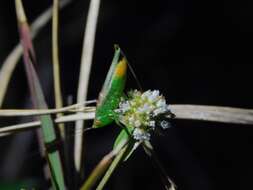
74;0;101;172
0;0;71;108
52;0;65;139
0;112;95;136
0;103;95;117
1;104;253;123
1;104;253;137
170;104;253;124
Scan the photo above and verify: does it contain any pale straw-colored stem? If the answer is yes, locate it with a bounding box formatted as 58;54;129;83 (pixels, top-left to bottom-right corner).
169;104;253;125
0;100;96;116
52;0;65;138
1;104;253;137
74;0;101;172
0;112;95;137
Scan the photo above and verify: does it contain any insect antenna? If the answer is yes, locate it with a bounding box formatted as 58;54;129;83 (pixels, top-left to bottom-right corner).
143;143;176;190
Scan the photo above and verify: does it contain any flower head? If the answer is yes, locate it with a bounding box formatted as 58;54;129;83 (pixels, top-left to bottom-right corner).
114;90;174;141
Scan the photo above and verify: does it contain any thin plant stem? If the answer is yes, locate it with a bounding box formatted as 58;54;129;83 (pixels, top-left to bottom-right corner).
96;145;128;190
74;0;101;172
81;140;129;190
80;151;114;190
52;0;65;139
0;100;96;116
1;104;253;137
0;112;95;136
169;104;253;125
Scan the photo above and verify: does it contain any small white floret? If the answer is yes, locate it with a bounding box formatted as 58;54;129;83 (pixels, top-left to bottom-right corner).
119;101;130;113
133;128;150;141
160;120;170;129
156;99;166;107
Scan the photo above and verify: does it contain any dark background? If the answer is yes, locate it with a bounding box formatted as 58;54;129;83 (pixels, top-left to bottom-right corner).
0;0;253;189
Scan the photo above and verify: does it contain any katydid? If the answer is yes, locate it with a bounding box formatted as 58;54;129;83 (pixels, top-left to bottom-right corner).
92;45;127;128
91;45;136;155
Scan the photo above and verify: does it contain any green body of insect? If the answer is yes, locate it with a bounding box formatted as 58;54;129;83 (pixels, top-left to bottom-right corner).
92;46;127;128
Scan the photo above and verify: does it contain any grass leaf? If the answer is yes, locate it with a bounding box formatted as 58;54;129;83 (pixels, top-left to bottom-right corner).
113;127;138;161
15;0;65;189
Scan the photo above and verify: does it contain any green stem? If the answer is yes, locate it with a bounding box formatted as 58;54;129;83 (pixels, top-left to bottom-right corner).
96;145;128;190
80;152;114;190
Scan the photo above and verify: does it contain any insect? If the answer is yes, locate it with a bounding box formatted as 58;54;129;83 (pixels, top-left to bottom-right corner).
92;45;127;128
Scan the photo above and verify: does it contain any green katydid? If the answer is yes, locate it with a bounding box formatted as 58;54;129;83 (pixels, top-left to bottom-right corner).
91;45;133;156
91;45;137;154
92;45;127;128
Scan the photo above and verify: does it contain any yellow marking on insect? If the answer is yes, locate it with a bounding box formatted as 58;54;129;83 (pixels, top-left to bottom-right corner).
115;57;127;77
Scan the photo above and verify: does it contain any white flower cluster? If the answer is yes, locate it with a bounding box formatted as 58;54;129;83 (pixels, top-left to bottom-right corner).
115;90;174;141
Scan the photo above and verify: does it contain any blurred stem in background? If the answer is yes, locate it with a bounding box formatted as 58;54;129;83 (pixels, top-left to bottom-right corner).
74;0;101;177
0;0;71;108
52;0;65;139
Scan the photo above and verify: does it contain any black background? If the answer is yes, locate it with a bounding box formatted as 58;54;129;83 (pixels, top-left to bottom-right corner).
0;0;253;189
